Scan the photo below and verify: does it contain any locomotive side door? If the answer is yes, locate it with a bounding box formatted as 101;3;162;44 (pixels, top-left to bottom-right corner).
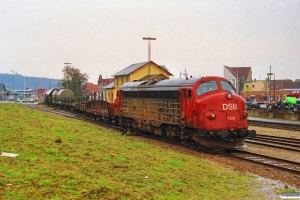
179;89;187;125
114;90;123;116
183;89;196;127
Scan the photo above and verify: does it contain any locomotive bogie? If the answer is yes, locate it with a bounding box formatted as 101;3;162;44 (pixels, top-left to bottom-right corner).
191;134;246;150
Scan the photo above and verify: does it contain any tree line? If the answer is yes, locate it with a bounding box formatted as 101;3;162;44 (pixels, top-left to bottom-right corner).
59;65;89;97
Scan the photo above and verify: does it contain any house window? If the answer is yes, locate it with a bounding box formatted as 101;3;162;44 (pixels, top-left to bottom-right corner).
229;79;236;87
252;85;254;88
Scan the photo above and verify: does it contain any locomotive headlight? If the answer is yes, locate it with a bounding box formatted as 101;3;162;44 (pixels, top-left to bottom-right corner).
206;112;216;119
226;93;232;99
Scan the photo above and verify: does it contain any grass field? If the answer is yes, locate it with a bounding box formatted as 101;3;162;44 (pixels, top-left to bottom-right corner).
0;103;264;199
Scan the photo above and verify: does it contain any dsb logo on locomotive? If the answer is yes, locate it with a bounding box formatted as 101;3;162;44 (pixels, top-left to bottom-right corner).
223;103;238;110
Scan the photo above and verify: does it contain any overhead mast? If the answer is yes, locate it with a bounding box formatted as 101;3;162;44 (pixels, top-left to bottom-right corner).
183;66;188;80
143;37;156;81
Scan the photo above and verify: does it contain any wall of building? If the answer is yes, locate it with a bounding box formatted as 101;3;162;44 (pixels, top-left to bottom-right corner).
129;63;170;82
242;80;296;102
224;67;236;87
105;62;171;103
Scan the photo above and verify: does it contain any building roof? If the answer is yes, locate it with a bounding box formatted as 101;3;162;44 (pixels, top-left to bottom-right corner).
274;79;300;90
103;81;114;89
139;74;169;81
97;74;114;86
224;66;251;81
113;61;173;76
82;82;98;93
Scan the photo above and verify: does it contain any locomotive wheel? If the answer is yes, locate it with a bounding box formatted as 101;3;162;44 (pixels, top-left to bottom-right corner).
267;104;272;110
293;105;299;112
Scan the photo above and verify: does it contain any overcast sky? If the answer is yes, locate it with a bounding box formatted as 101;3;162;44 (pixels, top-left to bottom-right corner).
1;0;299;83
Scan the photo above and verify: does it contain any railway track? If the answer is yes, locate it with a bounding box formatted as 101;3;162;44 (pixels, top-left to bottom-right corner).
30;106;79;119
248;120;300;132
27;104;122;131
28;104;300;174
223;150;300;174
246;135;300;152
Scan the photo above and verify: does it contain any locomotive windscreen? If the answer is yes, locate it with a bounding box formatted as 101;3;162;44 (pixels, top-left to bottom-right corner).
196;80;218;96
220;80;237;93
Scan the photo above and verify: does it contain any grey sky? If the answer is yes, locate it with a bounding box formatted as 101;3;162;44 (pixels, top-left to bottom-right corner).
1;0;299;83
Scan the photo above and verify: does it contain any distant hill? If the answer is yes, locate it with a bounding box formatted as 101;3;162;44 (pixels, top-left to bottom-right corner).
0;73;60;90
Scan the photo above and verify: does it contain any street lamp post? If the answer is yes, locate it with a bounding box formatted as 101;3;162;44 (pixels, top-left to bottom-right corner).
36;77;38;100
11;70;14;100
24;76;26;100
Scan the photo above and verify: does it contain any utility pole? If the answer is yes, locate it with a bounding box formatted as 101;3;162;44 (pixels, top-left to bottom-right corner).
267;66;275;102
143;37;156;61
11;70;14;100
64;62;71;67
143;37;156;81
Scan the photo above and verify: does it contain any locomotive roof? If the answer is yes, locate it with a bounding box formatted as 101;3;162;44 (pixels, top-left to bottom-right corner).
121;78;200;91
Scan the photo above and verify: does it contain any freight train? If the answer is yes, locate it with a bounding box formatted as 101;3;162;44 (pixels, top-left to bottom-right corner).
44;76;256;150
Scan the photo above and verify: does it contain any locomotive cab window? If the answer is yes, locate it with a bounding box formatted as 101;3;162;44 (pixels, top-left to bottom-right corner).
220;80;236;94
196;80;218;96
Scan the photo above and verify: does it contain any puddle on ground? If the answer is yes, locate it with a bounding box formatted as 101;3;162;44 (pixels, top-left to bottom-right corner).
253;176;298;200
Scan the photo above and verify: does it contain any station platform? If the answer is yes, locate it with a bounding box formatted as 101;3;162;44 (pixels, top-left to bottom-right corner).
248;117;300;125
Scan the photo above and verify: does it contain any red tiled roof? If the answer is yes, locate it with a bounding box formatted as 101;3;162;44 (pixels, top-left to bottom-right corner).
272;79;300;89
82;82;98;93
97;74;114;86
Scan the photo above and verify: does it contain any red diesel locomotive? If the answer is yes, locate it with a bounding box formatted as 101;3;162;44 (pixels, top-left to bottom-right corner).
45;76;256;150
114;76;256;150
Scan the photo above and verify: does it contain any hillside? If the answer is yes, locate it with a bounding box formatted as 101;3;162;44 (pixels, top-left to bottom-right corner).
0;73;60;90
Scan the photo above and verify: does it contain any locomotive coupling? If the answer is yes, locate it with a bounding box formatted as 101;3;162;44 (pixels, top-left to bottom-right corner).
247;130;256;138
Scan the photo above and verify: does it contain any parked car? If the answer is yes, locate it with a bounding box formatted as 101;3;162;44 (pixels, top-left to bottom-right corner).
287;90;300;98
21;98;35;103
248;102;267;109
245;101;252;109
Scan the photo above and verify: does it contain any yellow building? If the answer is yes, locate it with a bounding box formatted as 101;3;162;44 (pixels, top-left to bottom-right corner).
105;61;173;103
242;80;267;100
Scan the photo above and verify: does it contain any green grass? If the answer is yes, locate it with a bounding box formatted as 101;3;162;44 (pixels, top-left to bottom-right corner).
0;103;264;199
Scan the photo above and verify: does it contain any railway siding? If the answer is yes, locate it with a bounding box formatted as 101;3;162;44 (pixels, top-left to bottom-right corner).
248;109;300;121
